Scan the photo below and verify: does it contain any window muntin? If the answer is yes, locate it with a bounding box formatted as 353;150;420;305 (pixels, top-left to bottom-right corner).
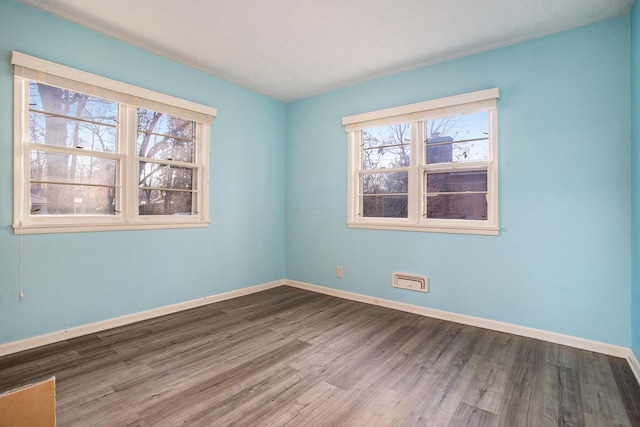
13;51;216;234
344;89;499;235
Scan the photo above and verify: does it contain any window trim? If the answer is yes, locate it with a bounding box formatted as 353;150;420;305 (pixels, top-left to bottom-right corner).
343;88;499;236
11;51;217;235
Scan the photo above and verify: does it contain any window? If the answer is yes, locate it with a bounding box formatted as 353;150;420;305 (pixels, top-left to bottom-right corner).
343;88;499;235
12;52;216;234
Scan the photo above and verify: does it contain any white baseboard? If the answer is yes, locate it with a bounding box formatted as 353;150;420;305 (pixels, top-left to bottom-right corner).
629;350;640;385
2;277;637;387
284;279;630;359
0;280;284;357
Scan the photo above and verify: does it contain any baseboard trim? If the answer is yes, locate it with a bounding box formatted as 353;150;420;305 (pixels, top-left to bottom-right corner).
628;350;640;385
0;280;284;357
2;278;637;384
284;279;630;358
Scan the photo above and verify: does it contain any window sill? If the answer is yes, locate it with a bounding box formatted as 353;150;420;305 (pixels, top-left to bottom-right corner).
12;220;211;235
346;221;499;236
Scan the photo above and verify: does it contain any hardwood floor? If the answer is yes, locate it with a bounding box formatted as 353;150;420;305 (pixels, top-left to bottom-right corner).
1;286;639;426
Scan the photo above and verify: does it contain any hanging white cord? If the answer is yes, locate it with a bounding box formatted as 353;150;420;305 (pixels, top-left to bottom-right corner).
19;149;25;299
20;227;24;299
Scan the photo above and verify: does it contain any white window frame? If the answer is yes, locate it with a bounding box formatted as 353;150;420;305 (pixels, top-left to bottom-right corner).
343;88;499;236
12;51;217;235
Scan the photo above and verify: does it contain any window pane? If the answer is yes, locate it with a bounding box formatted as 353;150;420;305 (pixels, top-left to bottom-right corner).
30;151;117;186
426;171;487;193
137;109;195;162
139;190;194;216
362;172;408;194
138;161;196;216
139;162;194;191
361;124;410;169
30;183;116;215
29;82;117;152
363;195;408;218
425;112;488;164
361;171;408;218
425;194;487;220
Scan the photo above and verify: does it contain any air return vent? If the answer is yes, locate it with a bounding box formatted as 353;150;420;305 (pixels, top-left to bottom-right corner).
392;272;428;293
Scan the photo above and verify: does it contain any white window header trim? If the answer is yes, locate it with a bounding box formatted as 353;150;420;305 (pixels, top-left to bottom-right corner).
11;51;217;124
342;88;499;131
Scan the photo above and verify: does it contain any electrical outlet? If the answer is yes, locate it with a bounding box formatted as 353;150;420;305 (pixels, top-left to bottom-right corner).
336;266;343;278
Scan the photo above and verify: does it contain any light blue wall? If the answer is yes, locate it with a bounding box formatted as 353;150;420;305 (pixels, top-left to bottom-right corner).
0;0;286;344
1;0;634;351
631;3;640;360
286;16;632;346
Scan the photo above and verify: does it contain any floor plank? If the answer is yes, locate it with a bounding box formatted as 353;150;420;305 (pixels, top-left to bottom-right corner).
0;286;638;426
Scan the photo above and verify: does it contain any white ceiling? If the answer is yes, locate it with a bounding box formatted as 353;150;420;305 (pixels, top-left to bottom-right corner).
18;0;634;102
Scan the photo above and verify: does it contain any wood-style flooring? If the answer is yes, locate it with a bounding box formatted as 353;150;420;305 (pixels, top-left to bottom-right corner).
0;286;639;426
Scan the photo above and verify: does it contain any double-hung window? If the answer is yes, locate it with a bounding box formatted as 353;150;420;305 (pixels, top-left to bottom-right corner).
344;88;499;235
12;52;217;234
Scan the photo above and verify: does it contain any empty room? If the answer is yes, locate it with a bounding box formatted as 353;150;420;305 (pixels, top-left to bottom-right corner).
0;0;639;425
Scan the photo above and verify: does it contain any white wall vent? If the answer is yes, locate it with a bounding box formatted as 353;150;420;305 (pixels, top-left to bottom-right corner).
392;272;428;293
